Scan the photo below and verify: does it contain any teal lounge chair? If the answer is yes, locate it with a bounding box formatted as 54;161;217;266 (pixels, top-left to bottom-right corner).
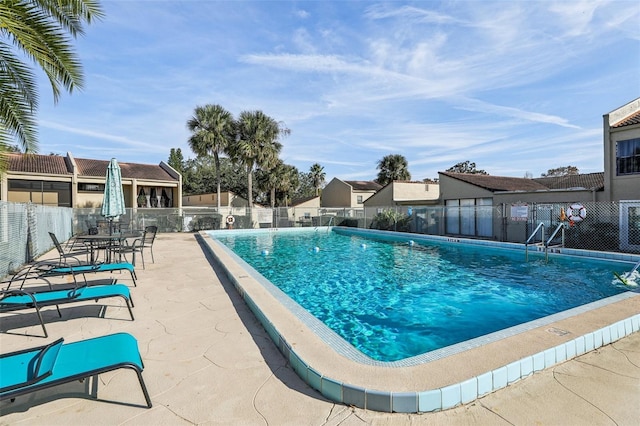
8;260;137;288
45;262;137;285
1;284;134;338
0;333;152;408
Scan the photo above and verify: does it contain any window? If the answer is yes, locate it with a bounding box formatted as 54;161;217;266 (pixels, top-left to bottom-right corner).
616;138;640;175
445;198;493;237
7;179;71;207
357;195;363;204
78;183;105;192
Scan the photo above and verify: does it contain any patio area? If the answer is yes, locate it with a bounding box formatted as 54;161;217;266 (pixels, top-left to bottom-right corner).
1;232;639;425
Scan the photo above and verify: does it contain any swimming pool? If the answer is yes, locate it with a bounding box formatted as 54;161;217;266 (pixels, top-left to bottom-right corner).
211;227;633;362
204;227;640;412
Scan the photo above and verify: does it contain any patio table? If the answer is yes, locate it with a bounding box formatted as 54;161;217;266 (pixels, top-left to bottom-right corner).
75;231;141;264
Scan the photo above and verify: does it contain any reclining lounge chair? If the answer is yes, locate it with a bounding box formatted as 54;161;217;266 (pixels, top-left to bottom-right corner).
7;260;137;288
1;284;134;338
43;262;137;285
0;332;152;408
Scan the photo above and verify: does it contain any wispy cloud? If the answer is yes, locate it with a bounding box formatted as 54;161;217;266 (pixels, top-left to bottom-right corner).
32;0;639;181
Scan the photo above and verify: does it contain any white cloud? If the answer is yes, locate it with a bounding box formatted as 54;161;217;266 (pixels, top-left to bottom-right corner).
30;0;638;181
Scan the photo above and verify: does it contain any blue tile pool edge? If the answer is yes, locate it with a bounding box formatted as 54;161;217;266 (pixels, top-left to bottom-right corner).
200;229;640;413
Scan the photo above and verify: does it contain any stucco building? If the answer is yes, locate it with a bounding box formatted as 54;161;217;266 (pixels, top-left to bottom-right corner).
0;152;182;209
182;191;248;208
603;97;640;202
321;178;382;208
363;181;440;207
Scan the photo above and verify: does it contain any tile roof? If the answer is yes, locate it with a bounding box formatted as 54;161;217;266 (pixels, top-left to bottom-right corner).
290;195;319;206
6;153;71;175
75;158;177;181
439;172;549;192
440;171;605;192
344;180;383;191
611;110;640;128
533;172;604;190
5;153;178;181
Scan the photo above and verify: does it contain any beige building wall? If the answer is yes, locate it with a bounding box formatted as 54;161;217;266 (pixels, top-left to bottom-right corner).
437;174;494;201
293;197;320;209
604;98;640;202
394;182;439;204
321;178;352;207
366;182;440;206
364;185;393;206
182;192;249;208
350;190;376;207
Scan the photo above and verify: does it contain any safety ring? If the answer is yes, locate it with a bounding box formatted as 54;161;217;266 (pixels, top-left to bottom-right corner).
566;204;586;222
226;215;235;225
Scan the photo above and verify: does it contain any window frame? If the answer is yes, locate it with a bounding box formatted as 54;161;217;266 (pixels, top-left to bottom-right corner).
616;138;640;176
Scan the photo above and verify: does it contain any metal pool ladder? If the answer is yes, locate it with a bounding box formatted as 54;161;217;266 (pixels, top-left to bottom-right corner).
525;222;545;261
544;222;566;262
326;216;334;233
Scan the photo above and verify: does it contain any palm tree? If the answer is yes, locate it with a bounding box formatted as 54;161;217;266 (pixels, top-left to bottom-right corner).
0;0;104;170
280;164;300;207
275;163;299;207
256;159;283;208
230;110;289;207
309;163;325;196
186;104;235;210
256;160;299;207
376;154;411;186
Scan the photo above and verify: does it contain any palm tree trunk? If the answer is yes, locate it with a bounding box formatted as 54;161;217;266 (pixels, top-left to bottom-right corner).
247;165;253;208
214;153;221;210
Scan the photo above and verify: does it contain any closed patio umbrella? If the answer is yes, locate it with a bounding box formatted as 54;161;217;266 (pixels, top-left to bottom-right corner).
101;158;126;233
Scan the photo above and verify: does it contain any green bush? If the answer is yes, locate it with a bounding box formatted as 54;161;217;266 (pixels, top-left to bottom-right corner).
370;210;411;231
189;214;222;231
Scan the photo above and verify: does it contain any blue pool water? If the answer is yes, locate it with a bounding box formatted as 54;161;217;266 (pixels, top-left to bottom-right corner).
213;229;631;362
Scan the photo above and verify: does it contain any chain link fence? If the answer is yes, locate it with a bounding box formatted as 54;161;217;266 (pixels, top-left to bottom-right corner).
0;201;74;278
2;200;638;278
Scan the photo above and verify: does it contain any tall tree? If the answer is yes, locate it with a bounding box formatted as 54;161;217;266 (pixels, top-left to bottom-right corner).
229;110;289;207
309;163;325;196
181;156;216;196
186;104;235;209
256;159;283;208
292;171;316;199
275;163;299;207
168;148;184;174
256;161;299;207
0;0;104;170
446;161;489;175
541;166;579;177
376;154;411;186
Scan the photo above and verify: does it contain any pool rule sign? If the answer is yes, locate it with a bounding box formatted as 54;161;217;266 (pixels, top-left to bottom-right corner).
510;204;528;221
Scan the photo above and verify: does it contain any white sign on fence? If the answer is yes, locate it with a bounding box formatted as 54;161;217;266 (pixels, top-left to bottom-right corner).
257;209;272;224
510;204;529;221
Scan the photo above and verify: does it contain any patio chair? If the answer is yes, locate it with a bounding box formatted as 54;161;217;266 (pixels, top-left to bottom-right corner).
7;260;137;288
120;226;157;269
1;283;134;338
49;232;92;264
0;332;152;408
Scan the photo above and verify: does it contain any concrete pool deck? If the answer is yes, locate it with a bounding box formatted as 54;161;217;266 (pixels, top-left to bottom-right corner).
1;232;639;424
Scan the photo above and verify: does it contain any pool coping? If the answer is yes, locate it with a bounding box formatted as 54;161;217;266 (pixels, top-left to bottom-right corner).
201;227;640;413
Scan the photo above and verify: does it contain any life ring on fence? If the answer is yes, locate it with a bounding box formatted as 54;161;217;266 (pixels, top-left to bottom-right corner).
226;215;235;225
566;204;586;222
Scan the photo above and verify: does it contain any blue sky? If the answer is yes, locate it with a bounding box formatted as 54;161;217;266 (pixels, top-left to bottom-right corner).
35;0;639;182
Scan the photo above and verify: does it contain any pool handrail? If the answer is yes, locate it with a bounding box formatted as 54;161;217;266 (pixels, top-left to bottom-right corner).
525;222;545;261
545;222;566;262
